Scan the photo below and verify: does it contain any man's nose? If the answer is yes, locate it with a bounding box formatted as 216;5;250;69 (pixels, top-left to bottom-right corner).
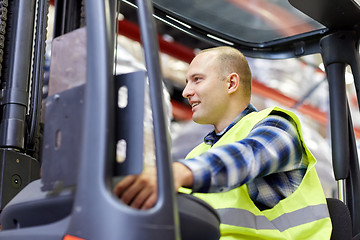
182;83;193;99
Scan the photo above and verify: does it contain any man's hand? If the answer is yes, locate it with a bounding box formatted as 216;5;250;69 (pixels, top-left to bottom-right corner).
114;167;158;210
114;162;193;210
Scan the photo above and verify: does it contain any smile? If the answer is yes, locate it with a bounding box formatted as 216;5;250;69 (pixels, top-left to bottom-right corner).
191;102;199;108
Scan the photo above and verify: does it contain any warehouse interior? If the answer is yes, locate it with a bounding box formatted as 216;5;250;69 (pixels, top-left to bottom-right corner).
43;1;344;196
0;0;359;239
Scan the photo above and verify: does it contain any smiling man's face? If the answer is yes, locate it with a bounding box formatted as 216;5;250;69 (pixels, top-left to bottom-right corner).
183;51;230;129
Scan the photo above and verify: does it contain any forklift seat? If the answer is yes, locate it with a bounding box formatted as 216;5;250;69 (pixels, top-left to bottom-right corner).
326;198;352;240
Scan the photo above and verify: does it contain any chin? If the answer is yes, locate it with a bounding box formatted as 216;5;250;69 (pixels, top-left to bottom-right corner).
192;115;209;125
192;116;201;124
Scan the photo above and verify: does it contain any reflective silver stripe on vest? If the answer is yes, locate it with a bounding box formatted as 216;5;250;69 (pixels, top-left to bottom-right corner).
217;204;329;232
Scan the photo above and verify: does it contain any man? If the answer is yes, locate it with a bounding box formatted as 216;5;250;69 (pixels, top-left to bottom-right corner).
114;46;332;239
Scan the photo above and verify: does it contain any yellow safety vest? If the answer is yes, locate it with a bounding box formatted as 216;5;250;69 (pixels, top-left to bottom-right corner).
183;107;332;240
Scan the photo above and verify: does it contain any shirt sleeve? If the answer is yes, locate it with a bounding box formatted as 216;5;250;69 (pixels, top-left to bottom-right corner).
178;113;307;193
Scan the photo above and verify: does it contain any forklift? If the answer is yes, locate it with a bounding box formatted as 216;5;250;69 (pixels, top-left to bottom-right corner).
0;0;358;239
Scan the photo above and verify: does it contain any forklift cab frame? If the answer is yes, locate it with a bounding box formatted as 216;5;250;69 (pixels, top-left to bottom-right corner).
0;0;358;239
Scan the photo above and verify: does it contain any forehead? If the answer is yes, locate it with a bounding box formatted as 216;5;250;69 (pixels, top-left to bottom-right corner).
187;52;217;76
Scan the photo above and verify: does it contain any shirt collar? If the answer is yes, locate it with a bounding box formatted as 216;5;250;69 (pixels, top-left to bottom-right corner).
204;104;257;145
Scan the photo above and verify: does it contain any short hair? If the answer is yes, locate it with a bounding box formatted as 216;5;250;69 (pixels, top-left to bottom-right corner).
198;46;252;96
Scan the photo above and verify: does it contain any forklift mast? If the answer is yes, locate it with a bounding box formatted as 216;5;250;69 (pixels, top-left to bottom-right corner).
0;0;47;211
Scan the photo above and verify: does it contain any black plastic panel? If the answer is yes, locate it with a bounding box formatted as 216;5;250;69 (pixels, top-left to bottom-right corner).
114;71;145;176
41;85;85;191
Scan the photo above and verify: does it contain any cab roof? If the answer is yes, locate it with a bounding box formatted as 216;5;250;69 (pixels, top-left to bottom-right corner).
148;0;360;59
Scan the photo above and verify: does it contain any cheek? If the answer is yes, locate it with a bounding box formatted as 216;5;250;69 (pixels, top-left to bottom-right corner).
209;86;227;102
209;88;229;111
210;96;226;113
197;79;227;102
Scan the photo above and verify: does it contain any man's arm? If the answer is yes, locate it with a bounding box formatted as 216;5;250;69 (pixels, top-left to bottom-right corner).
114;162;193;209
178;114;306;193
114;113;305;209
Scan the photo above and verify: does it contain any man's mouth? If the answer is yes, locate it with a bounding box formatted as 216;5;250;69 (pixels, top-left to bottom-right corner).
190;102;200;112
191;102;199;108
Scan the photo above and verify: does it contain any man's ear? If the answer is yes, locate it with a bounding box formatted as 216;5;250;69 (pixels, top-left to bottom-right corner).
227;73;240;94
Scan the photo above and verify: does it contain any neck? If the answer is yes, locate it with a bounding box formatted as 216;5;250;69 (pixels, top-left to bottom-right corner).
214;102;249;133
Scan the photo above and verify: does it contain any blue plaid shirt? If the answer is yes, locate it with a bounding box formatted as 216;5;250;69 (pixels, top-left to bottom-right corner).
179;104;308;209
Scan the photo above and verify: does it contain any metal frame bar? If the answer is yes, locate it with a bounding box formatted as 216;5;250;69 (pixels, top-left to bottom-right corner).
320;30;360;236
